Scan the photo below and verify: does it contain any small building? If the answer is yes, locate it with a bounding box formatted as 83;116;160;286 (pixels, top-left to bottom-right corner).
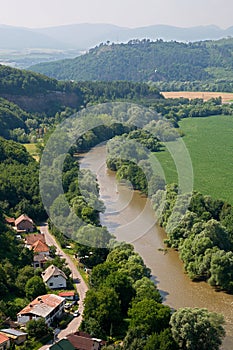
17;294;65;326
0;333;10;350
58;291;78;301
42;265;67;289
25;233;46;248
31;240;50;256
15;214;35;233
0;329;27;345
67;332;106;350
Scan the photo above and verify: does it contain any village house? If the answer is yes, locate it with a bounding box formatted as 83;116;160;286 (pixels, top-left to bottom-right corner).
25;233;46;249
42;265;67;289
0;329;27;345
33;254;50;269
31;240;50;256
67;332;105;350
47;332;105;350
0;333;10;350
15;214;35;232
17;294;65;326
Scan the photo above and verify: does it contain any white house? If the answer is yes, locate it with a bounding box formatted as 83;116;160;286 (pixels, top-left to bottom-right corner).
42;265;67;289
17;294;65;326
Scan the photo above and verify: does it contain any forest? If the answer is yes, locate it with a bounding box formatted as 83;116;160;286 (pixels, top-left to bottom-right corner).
30;38;233;91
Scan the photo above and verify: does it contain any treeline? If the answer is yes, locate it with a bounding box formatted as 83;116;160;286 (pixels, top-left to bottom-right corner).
152;186;233;292
156;80;233;93
30;38;233;85
0;64;81;96
149;96;233;125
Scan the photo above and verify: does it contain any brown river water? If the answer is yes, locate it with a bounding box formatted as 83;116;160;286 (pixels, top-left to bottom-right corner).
79;144;233;349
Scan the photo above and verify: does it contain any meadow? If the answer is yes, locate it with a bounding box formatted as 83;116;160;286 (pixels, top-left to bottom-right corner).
153;115;233;205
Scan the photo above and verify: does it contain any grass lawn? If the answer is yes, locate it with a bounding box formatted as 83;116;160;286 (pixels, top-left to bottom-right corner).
152;115;233;205
23;143;40;161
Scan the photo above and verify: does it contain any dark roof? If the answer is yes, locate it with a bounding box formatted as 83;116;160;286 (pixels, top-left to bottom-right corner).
67;332;105;350
15;214;34;226
49;339;75;350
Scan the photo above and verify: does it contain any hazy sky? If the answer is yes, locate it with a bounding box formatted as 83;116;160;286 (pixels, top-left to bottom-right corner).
1;0;232;29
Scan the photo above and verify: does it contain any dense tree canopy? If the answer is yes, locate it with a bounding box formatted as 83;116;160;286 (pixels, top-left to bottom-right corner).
170;307;225;350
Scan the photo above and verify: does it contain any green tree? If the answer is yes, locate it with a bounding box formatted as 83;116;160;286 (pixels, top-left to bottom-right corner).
25;276;46;300
83;286;122;337
26;318;52;339
170;307;225;350
128;299;171;335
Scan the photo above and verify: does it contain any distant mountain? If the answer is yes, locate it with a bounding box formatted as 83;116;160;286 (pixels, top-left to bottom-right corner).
0;24;67;49
35;23;233;48
29;38;233;83
0;23;233;51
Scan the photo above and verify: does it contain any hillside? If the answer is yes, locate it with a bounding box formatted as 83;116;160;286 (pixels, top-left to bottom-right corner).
29;38;233;84
0;65;162;141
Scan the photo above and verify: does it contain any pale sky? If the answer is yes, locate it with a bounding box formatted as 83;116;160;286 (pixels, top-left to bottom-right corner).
0;0;232;29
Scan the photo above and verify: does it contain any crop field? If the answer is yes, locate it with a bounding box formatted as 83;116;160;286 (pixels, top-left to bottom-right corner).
153;115;233;205
162;91;233;103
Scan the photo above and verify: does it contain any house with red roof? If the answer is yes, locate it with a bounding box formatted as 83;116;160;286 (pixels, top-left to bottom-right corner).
17;294;65;326
25;233;46;248
31;240;50;256
0;333;10;350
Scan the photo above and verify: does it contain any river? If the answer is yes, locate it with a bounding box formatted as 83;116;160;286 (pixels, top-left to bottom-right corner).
79;144;233;349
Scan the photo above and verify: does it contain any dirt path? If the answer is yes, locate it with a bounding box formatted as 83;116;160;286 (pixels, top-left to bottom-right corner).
39;223;88;349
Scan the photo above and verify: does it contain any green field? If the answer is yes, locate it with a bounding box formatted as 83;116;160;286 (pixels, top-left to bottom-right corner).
153;115;233;205
23;143;40;161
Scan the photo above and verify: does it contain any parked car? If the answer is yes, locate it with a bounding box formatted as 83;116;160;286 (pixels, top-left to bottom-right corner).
73;310;80;317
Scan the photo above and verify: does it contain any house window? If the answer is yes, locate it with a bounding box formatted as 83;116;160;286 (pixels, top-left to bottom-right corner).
49;282;53;286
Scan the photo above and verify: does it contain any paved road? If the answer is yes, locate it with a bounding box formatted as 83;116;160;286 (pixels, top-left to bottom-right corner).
39;223;88;349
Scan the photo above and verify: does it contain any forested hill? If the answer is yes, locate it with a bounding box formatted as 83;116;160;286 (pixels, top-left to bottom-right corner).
0;64;162;141
30;38;233;83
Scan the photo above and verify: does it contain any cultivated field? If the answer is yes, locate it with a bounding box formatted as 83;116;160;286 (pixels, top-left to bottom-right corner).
162;91;233;103
153;115;233;205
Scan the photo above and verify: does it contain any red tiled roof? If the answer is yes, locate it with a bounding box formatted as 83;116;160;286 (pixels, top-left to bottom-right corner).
32;240;49;253
58;291;75;297
0;333;9;345
18;294;64;315
25;233;45;246
5;217;15;224
15;214;34;226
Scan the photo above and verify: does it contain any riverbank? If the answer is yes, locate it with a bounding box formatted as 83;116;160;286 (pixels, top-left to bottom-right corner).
79;144;233;350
